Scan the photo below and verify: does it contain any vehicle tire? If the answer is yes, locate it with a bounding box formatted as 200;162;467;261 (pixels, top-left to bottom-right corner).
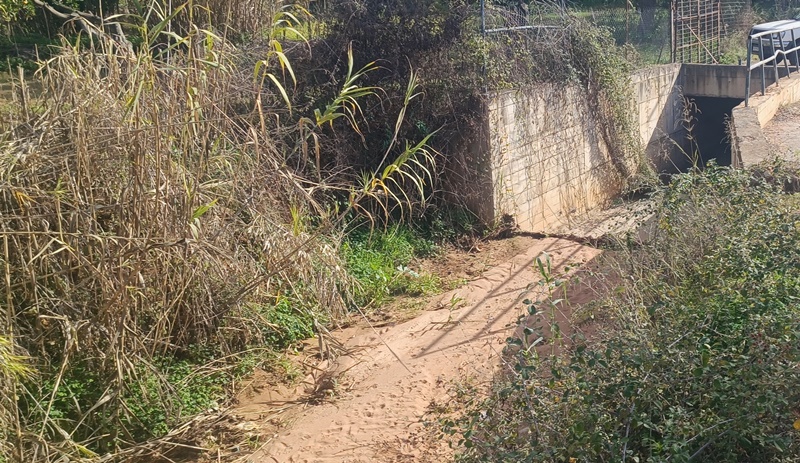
763;45;785;64
789;39;800;66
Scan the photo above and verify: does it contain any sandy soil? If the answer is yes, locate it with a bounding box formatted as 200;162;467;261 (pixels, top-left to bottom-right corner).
764;102;800;164
236;237;601;463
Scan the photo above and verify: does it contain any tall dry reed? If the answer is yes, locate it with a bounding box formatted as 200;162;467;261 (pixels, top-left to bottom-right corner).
0;19;348;461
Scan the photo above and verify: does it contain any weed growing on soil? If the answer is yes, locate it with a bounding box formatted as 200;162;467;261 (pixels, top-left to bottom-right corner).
448;165;800;462
260;297;317;350
343;225;440;307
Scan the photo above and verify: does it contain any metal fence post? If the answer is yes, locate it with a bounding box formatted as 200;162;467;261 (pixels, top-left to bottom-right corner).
793;29;799;74
781;32;791;77
745;36;752;106
773;33;780;87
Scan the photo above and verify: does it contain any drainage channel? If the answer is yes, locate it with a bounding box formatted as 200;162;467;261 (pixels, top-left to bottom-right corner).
686;96;743;168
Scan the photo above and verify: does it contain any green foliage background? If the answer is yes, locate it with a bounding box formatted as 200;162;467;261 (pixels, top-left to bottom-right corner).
343;225;440;307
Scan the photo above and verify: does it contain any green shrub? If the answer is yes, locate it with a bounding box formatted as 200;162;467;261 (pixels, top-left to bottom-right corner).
21;349;228;452
262;298;316;350
122;354;226;441
416;204;481;243
449;165;800;462
343;225;440;307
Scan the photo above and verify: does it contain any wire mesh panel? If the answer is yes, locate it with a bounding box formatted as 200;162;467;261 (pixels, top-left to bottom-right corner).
480;1;673;64
478;0;744;66
720;0;752;32
582;5;673;64
673;0;722;63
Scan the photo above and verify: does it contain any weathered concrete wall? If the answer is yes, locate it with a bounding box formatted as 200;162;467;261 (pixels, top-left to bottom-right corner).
683;64;748;98
633;64;686;172
458;63;795;232
487;85;619;232
682;63;793;99
482;64;684;233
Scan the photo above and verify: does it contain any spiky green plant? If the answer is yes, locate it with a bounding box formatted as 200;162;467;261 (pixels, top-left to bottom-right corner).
254;2;312;110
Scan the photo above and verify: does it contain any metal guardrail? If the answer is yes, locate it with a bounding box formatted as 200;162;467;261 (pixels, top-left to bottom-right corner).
478;0;565;35
745;24;800;106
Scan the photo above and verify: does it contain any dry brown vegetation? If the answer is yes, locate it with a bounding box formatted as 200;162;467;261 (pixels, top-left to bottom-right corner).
0;0;442;459
0;36;339;462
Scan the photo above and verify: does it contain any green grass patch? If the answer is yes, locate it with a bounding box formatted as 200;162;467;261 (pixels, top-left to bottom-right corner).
343;225;441;307
123;352;227;440
24;346;231;452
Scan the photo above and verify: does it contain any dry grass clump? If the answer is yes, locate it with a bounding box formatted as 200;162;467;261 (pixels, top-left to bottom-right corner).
0;23;350;461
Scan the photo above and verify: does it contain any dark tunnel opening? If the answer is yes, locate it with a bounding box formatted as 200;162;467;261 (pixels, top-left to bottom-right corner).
685;96;743;168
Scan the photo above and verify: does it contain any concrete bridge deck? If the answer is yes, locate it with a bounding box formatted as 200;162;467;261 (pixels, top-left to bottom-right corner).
730;65;800;167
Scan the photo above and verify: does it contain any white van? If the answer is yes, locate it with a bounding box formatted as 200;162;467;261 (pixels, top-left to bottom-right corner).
750;18;800;64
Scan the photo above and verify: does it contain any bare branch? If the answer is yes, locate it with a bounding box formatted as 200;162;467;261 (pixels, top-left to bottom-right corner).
32;0;130;48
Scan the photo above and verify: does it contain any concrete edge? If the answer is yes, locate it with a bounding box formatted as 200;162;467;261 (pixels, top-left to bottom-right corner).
732;73;800;167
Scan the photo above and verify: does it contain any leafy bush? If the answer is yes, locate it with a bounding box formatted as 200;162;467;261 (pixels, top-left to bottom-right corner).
261;298;317;350
21;351;229;451
416;204;481;243
448;165;800;462
122;354;227;441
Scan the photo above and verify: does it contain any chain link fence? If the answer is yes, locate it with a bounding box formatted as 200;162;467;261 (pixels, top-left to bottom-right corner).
577;0;751;64
721;0;754;30
480;0;753;65
580;5;673;64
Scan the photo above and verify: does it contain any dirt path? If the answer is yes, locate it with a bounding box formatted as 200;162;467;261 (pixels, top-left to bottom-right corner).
764;102;800;164
242;237;601;463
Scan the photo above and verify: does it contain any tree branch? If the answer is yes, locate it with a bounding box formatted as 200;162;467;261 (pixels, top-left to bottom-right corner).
32;0;129;48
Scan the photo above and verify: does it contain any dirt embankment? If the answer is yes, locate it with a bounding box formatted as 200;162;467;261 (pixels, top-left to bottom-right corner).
237;237;601;463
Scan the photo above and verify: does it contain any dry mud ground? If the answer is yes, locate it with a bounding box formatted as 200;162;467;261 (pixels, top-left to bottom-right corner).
764;101;800;163
232;236;602;463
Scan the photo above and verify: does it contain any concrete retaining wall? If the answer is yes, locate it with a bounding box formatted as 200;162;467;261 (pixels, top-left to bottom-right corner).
456;63;794;233
487;85;617;232
482;64;684;233
633;64;687;172
682;63;792;99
